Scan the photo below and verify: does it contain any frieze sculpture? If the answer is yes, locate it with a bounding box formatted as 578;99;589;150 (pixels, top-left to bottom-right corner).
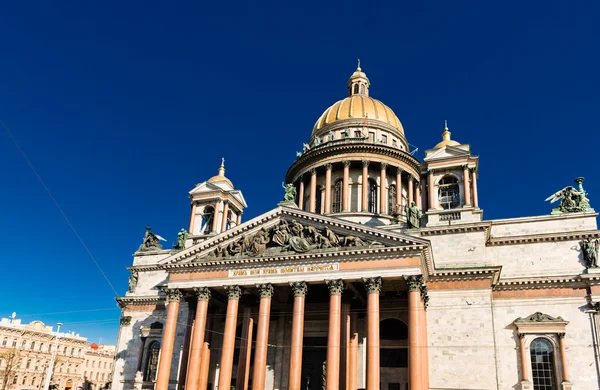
325;279;344;295
581;237;599;268
257;283;274;298
198;219;383;260
224;285;242;300
128;270;138;293
515;312;565;323
290;281;308;297
545;177;592;213
172;229;188;251
327;130;334;142
194;287;211;301
363;277;382;294
282;182;297;202
405;201;422;229
137;227;167;252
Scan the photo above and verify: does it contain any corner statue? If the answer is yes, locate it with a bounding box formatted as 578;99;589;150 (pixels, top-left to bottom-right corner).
137;227;167;252
282;182;297;202
581;237;599;268
405;201;422;229
546;177;592;214
172;228;188;251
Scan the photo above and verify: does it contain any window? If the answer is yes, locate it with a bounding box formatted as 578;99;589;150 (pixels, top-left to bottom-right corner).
1;337;6;347
32;377;36;386
12;340;16;347
101;373;105;380
26;359;31;369
96;372;99;380
380;134;388;144
84;371;87;378
71;347;75;356
392;139;398;148
48;344;52;352
12;376;17;385
92;361;95;368
438;175;460;209
368;132;375;142
78;348;82;356
368;179;378;213
31;341;35;350
86;360;89;367
21;340;27;349
40;343;44;351
202;206;215;234
22;376;27;385
104;362;107;369
63;346;67;354
332;181;343;213
360;84;365;94
144;341;160;381
388;184;397;214
354;130;362;138
67;363;71;374
353;84;359;94
35;360;39;370
530;338;557;390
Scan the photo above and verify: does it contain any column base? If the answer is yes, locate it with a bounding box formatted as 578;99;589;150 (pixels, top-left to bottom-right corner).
520;380;532;390
562;381;573;390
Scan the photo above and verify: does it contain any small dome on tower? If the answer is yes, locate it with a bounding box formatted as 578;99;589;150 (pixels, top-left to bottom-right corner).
207;158;233;187
434;122;461;149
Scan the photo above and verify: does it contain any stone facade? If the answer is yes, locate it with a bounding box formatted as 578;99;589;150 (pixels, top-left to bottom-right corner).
111;66;600;390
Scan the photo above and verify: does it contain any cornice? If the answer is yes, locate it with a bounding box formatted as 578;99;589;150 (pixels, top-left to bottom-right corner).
489;211;599;226
429;267;501;284
286;141;421;183
493;275;588;291
116;295;164;307
419;222;490;236
487;229;600;246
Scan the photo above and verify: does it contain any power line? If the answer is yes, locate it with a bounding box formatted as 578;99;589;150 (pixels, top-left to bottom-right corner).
1;120;119;297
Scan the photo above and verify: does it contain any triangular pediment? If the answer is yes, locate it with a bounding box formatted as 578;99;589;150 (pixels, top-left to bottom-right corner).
424;144;471;161
159;206;431;266
189;181;247;207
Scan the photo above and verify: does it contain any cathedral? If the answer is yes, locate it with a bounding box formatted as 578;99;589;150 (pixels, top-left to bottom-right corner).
112;65;600;390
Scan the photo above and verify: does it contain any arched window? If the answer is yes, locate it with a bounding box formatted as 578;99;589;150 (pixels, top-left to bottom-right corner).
22;376;27;385
360;84;365;94
32;377;36;386
21;340;26;349
368;179;378;213
48;344;52;352
26;359;31;369
202;206;215;234
30;341;35;350
530;338;557;389
332;180;343;213
35;360;39;370
144;341;160;382
438;175;460;209
40;343;44;351
12;339;16;347
353;84;359;94
2;337;6;347
63;346;67;355
12;376;17;385
388;184;397;214
71;348;75;356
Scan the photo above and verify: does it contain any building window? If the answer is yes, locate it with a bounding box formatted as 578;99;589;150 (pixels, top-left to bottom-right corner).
32;377;36;386
84;371;87;378
202;206;215;234
368;132;375;142
35;360;39;370
92;361;95;368
332;180;343;213
21;340;27;349
22;376;27;385
388;184;397;214
78;348;82;356
26;359;31;369
392;139;398;148
30;341;35;350
96;372;99;380
144;341;160;382
101;373;105;380
360;84;365;94
368;179;378;213
438;175;460;209
2;337;6;347
104;362;107;369
71;348;75;356
12;376;17;385
354;130;362;138
530;338;557;390
48;344;52;352
40;343;44;351
380;134;387;144
86;360;89;367
12;340;16;347
353;84;359;94
63;346;67;355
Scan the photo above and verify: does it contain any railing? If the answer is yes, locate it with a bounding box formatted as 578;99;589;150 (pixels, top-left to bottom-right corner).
439;211;461;221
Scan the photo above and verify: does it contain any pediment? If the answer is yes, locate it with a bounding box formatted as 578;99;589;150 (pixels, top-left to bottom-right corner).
159;206;431;266
424;145;471;161
189;181;247;207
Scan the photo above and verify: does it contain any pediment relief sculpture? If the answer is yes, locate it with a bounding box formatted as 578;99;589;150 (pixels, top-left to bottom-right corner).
195;219;384;261
514;312;565;323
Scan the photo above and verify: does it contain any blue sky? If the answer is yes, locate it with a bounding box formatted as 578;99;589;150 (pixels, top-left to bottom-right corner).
0;1;598;343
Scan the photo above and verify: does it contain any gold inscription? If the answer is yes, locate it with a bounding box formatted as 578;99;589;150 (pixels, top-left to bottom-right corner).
229;264;338;278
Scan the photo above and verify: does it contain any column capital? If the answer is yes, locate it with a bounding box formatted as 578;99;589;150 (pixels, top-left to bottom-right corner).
558;332;566;339
325;163;333;171
120;316;132;326
403;275;423;292
256;283;274;298
290;281;308;297
325;279;344;295
298;174;304;181
428;169;435;175
194;287;211;301
396;167;403;175
343;160;351;168
362;277;382;293
518;333;526;339
462;164;469;169
224;285;242;300
381;163;388;170
310;168;317;176
161;288;183;302
362;160;370;168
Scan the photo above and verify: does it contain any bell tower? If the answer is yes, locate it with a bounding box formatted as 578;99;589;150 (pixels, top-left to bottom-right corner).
347;60;370;96
188;159;248;239
421;123;482;226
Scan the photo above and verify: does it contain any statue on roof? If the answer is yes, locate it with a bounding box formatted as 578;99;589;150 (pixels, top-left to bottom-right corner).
172;229;188;251
545;177;592;214
405;201;422;229
128;270;138;293
581;237;599;268
312;136;321;147
137;227;167;252
282;182;297;202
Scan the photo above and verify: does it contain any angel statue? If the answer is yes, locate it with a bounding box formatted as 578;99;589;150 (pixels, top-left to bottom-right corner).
137;226;167;252
545;177;592;214
282;182;297;202
172;228;188;251
581;237;599;268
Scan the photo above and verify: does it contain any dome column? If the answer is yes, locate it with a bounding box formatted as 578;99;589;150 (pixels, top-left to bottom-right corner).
325;164;332;214
211;200;222;233
415;181;422;210
309;169;317;213
471;168;479;208
361;161;369;212
220;201;229;233
408;177;414;206
428;170;435;210
396;168;403;214
463;165;471;206
343;161;350;212
379;163;387;214
298;176;305;210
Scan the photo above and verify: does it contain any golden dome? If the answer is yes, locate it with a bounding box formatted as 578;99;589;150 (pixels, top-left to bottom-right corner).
207;158;233;187
312;95;404;134
434;123;461;149
312;63;404;135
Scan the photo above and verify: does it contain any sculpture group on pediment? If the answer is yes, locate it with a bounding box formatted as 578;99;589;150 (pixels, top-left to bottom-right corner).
581;237;599;268
282;182;297;202
137;227;167;252
546;177;592;214
200;219;383;260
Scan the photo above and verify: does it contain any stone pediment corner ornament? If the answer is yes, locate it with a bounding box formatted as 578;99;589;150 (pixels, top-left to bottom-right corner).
545;177;592;214
137;226;167;252
195;219;384;261
514;312;566;323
